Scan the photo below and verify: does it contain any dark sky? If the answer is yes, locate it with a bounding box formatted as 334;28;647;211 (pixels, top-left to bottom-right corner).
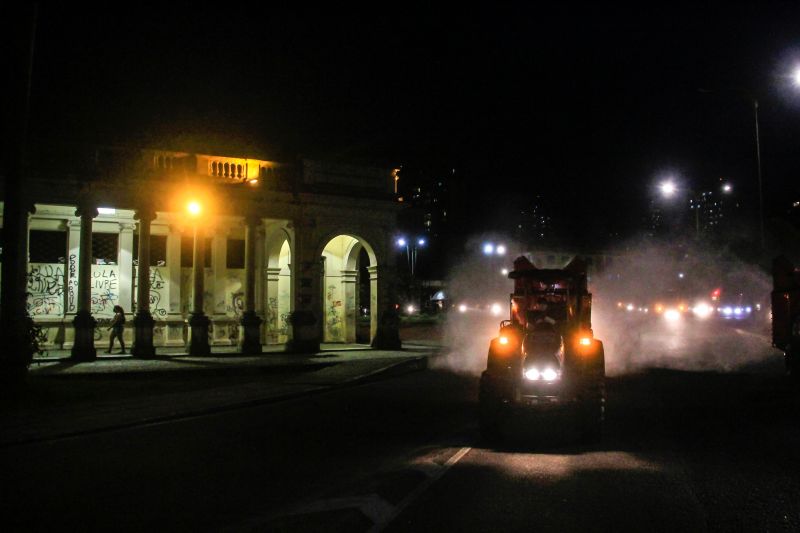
24;4;800;243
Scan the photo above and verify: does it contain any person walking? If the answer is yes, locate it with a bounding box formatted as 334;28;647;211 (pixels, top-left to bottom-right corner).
107;305;126;354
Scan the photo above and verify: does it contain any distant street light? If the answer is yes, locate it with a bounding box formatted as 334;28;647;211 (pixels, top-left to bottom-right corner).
482;242;506;256
660;180;677;198
659;179;732;239
396;236;426;277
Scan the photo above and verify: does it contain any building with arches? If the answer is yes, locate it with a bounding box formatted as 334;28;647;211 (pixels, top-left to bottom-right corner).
2;144;402;359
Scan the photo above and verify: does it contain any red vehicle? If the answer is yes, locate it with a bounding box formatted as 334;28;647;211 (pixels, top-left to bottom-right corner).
772;256;800;380
479;256;606;442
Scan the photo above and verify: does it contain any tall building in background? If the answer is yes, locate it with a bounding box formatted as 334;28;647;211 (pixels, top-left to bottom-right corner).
645;199;666;238
647;179;740;241
399;167;451;239
514;194;552;245
690;187;739;238
395;165;454;280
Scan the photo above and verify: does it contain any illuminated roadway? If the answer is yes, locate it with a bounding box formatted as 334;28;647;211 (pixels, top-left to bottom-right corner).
2;318;798;531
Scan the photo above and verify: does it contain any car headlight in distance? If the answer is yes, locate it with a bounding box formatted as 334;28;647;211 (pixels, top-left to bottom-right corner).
490;303;502;316
692;302;713;319
664;309;681;322
458;304;467;313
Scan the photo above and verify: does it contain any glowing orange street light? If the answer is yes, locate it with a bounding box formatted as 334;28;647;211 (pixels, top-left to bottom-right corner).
187;200;202;216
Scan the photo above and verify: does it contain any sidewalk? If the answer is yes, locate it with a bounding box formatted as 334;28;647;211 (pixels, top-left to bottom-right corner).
30;342;390;375
3;342;440;447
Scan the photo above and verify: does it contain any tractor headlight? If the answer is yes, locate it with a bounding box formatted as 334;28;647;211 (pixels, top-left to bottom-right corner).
524;368;540;381
541;368;559;381
524;367;560;381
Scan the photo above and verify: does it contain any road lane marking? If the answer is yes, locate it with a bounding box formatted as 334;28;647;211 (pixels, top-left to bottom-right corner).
370;446;472;532
224;446;472;532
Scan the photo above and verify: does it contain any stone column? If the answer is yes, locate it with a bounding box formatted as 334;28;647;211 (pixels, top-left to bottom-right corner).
188;224;210;355
239;216;263;354
71;204;98;361
342;269;358;343
117;223;135;316
285;219;321;353
132;207;156;357
164;226;184;347
0;202;35;378
211;228;228;318
265;267;282;343
370;264;401;349
65;220;81;316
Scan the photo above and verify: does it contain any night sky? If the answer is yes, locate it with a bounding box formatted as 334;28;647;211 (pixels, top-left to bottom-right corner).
23;4;800;246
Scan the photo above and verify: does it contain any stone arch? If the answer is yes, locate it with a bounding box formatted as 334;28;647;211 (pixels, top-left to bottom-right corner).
319;234;378;344
263;226;293;344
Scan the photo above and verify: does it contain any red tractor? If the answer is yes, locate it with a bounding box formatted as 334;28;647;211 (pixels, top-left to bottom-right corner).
479;256;606;442
772;256;800;380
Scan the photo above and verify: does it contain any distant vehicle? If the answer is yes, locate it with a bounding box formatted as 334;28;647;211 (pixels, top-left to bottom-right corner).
454;301;506;316
615;288;763;324
771;256;800;380
479;256;605;443
708;287;763;323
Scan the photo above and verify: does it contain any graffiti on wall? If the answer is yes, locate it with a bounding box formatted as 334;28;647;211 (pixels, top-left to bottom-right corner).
225;273;244;317
326;284;343;341
149;268;168;317
180;268;217;315
90;265;119;315
27;263;65;316
67;254;77;312
134;267;169;318
229;292;244;317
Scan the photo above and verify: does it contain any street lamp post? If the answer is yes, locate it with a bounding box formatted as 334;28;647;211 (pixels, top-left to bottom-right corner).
753;99;765;249
397;237;426;278
698;88;765;249
187;200;211;356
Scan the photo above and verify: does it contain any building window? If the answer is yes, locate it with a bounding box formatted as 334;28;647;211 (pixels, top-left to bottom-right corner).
226;238;245;269
180;235;212;267
29;230;67;264
92;233;119;265
133;234;167;266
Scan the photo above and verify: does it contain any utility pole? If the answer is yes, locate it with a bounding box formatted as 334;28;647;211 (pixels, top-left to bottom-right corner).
753;99;766;250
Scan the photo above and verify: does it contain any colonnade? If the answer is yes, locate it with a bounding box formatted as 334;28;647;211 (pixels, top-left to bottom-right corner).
21;202;397;360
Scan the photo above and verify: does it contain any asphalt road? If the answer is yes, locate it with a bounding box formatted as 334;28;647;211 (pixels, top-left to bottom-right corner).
3;319;799;532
